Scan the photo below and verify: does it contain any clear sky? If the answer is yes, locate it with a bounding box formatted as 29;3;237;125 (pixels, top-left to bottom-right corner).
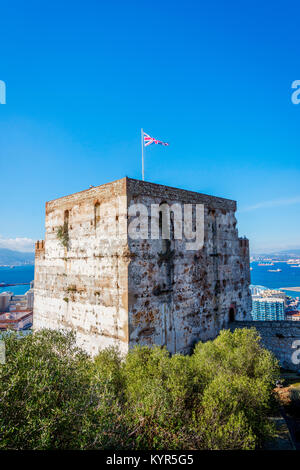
1;0;300;253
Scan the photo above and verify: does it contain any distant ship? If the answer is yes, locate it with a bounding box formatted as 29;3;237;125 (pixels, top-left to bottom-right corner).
268;268;282;272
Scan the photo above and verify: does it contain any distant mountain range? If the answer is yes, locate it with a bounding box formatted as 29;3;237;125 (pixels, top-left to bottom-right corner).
0;248;35;266
252;248;300;260
276;249;300;256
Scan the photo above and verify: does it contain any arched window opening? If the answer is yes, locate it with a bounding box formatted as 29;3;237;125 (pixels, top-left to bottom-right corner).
229;307;235;323
158;202;170;254
94;202;100;230
56;209;69;249
64;210;69;225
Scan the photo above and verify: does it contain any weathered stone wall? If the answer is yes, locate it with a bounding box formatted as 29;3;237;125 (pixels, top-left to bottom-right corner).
34;177;251;356
127;179;251;354
34;179;130;355
231;321;300;371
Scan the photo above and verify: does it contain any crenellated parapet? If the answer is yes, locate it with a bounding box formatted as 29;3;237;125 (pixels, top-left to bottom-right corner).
35;240;45;258
239;237;249;256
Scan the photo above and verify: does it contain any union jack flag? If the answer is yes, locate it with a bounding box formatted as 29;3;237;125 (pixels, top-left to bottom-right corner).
143;132;169;147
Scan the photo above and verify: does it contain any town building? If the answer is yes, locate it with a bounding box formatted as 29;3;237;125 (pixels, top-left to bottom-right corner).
0;310;33;330
249;285;267;296
251;297;285;321
260;289;286;301
286;311;300;321
0;286;34;330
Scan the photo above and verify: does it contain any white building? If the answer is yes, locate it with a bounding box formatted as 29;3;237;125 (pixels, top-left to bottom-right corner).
0;285;34;312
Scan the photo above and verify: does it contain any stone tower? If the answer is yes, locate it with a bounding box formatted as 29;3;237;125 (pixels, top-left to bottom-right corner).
33;177;251;356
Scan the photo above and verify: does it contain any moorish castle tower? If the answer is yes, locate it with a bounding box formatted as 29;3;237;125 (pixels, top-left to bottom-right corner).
33;178;251;356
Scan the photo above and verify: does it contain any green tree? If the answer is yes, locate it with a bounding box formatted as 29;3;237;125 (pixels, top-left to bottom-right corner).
117;328;279;450
0;327;280;450
0;330;128;450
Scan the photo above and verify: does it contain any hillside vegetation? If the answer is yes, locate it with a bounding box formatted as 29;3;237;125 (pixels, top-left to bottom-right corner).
0;328;279;450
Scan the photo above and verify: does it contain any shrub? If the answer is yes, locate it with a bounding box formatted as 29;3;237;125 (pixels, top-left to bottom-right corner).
197;373;273;449
56;222;69;248
191;328;279;389
0;327;280;450
0;330;128;450
112;328;279;450
92;346;124;398
120;346;196;449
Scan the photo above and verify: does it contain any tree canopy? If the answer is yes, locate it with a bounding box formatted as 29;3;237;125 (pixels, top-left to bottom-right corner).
0;327;279;450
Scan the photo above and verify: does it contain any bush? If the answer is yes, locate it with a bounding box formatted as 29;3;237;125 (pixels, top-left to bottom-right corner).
197;374;273;449
113;328;279;450
0;330;129;450
120;347;196;449
0;327;280;449
191;328;279;389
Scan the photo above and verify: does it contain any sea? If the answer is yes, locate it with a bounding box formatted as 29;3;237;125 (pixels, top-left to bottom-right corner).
1;262;300;298
0;265;34;295
250;261;300;298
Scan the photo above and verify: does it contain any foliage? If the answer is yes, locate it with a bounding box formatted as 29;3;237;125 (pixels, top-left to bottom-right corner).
0;330;129;450
56;222;69;248
0;327;280;450
288;385;300;416
66;285;77;293
191;328;279;390
114;328;279;450
120;347;198;449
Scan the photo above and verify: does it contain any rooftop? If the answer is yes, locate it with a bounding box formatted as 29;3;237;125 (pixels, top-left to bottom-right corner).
46;177;237;212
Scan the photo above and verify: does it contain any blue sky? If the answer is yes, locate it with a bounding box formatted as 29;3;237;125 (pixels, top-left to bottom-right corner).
0;0;300;253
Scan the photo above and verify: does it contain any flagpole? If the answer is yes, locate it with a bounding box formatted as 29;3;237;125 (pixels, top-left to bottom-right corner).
141;128;144;181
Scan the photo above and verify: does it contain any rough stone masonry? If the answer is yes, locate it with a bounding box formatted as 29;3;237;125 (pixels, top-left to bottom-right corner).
33;177;252;356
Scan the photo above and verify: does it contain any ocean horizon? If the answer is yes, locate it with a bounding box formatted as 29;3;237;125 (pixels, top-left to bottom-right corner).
1;262;300;298
250;261;300;298
0;265;34;295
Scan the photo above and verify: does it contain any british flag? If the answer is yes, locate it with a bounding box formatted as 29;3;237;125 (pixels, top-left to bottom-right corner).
143;132;169;147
